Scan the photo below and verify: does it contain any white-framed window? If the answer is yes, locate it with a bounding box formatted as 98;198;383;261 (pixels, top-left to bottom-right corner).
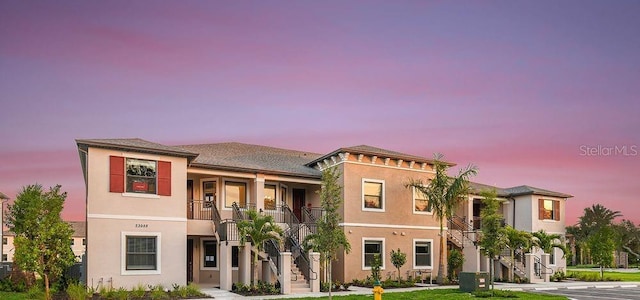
201;239;218;269
264;184;277;210
362;238;385;270
362;179;385;212
539;199;560;221
224;180;248;208
413;239;433;269
413;186;432;214
126;158;157;194
121;232;161;275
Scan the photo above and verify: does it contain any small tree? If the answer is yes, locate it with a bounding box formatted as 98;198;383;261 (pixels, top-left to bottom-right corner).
5;184;75;300
532;230;568;264
390;248;407;282
447;248;464;282
504;226;532;282
237;209;283;288
478;189;507;291
302;167;351;300
588;226;615;279
406;153;477;283
370;253;382;284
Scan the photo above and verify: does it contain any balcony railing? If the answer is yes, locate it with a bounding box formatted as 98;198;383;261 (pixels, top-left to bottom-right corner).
187;199;215;220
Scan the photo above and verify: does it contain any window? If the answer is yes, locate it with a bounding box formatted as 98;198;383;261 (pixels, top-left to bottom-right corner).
264;184;277;210
71;239;75;246
539;199;560;221
203;181;216;208
82;239;86;246
225;181;247;208
2;254;6;261
363;239;384;269
232;246;239;268
414;239;433;269
413;186;431;213
203;240;217;268
126;158;157;194
2;237;6;245
362;179;384;211
126;236;157;270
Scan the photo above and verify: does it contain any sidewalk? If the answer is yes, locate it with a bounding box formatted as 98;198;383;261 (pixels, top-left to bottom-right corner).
198;281;640;299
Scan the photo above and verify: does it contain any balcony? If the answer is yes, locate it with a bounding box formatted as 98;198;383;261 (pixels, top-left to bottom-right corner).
187;199;215;220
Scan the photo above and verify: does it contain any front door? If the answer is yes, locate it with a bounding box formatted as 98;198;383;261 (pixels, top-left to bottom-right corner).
187;239;193;283
292;189;305;221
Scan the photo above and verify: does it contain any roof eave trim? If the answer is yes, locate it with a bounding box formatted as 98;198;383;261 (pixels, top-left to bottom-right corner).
76;140;199;160
189;163;322;180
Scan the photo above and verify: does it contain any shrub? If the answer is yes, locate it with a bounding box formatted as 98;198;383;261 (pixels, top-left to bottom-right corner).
130;284;147;299
447;249;464;282
67;282;89;300
27;284;45;300
185;282;205;297
551;270;566;282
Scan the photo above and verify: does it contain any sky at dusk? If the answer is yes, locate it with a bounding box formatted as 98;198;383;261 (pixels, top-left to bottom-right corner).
1;1;639;225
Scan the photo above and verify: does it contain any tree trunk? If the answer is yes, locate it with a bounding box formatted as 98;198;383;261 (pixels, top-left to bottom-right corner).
490;259;495;291
252;249;258;287
328;260;332;300
437;223;447;283
44;273;50;300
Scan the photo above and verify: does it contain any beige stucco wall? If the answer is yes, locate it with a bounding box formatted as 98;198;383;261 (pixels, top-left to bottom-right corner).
86;147;188;289
329;159;441;282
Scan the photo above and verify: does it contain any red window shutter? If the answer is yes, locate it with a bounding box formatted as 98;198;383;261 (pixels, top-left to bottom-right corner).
157;161;171;196
554;200;560;221
538;198;545;220
109;156;125;193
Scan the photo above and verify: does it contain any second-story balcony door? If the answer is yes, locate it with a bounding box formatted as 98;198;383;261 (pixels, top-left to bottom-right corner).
203;181;216;209
293;189;305;221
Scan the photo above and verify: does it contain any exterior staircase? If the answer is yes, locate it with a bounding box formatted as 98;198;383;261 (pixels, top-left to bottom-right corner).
499;254;527;280
290;261;311;293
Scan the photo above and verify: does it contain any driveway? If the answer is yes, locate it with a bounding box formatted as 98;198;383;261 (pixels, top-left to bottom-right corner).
534;285;640;300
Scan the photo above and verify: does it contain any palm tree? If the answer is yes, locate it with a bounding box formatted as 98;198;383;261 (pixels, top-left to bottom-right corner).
579;204;622;235
237;209;284;287
504;226;532;282
407;153;477;283
532;230;568;265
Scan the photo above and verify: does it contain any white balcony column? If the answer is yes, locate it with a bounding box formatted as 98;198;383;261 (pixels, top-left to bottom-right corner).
309;251;321;292
254;175;265;211
238;245;252;285
279;252;292;294
219;241;233;291
541;253;551;282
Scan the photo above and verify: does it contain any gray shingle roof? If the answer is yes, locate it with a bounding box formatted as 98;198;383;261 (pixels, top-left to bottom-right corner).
76;138;199;159
0;192;8;200
177;142;323;178
503;185;573;198
308;145;454;167
468;182;511;197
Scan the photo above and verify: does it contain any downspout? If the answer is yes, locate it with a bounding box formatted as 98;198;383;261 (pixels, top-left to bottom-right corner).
510;197;516;227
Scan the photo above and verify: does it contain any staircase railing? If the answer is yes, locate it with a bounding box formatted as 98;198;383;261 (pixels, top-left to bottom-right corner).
280;203;318;282
232;202;251;220
302;206;324;224
218;220;239;241
264;239;281;279
534;256;553;279
500;248;526;279
448;214;478;248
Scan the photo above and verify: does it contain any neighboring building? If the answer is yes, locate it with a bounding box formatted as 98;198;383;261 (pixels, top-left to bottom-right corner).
2;221;86;262
76;138;571;292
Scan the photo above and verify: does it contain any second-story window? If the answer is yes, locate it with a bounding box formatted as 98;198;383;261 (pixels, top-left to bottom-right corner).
413;186;431;213
225;181;247;208
126;158;157;194
362;179;384;211
539;199;560;221
264;184;277;210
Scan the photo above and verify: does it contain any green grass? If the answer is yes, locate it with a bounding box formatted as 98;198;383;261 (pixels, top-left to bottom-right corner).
0;291;30;300
567;269;640;281
288;289;567;299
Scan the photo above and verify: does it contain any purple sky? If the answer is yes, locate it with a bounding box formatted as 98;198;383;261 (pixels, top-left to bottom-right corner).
1;1;639;225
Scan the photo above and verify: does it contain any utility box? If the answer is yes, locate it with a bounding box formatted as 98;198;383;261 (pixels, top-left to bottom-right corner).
459;272;489;292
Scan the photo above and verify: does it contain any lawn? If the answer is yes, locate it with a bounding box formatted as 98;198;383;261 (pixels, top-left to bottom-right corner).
0;289;568;300
289;289;567;299
567;269;640;281
0;291;30;300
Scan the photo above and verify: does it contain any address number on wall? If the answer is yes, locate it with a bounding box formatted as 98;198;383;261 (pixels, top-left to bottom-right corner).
135;224;149;228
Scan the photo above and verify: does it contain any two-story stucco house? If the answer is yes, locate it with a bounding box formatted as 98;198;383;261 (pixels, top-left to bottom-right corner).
2;221;86;263
76;138;570;293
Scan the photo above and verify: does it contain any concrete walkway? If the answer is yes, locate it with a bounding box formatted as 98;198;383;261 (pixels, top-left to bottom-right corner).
198;281;640;299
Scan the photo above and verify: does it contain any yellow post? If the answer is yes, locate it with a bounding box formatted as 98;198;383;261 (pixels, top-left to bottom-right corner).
373;284;384;300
